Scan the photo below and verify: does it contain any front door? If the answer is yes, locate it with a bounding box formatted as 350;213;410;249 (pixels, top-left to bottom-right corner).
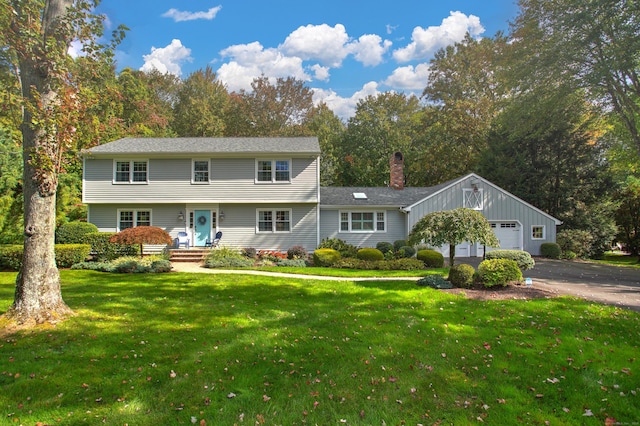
194;210;211;246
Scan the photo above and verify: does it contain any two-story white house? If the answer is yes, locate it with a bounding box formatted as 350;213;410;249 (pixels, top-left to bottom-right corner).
82;137;561;256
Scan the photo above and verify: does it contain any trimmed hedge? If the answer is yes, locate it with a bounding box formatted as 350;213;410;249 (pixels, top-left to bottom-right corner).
540;242;561;259
333;257;424;271
416;275;453;289
318;238;358;258
397;246;416;258
478;258;522;288
204;247;254;268
55;221;98;244
448;263;475;288
84;232;137;261
356;248;384;261
393;240;409;251
376;241;394;254
0;244;91;270
417;249;444;268
485;249;535;270
312;248;341;267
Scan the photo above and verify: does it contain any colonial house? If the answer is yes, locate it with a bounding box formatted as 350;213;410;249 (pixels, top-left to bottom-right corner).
81;137;561;257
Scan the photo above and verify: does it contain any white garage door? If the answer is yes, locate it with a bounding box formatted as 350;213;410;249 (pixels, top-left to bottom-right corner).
489;222;522;251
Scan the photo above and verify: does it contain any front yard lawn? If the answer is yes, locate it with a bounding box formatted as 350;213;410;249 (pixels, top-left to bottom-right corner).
1;270;639;425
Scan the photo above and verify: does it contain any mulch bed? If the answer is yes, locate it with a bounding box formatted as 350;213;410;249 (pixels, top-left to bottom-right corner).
440;283;559;301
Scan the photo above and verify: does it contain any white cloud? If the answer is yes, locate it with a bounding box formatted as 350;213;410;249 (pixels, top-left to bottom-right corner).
217;42;310;93
162;6;222;22
393;11;484;62
312;81;380;120
140;39;192;76
280;23;352;67
383;63;431;91
310;64;330;81
351;34;392;67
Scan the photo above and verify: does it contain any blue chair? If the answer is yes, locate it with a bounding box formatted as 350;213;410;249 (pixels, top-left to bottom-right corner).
205;231;222;248
176;231;190;248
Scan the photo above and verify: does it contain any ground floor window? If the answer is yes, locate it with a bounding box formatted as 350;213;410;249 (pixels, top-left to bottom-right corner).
532;225;545;239
118;209;151;231
257;209;291;233
339;211;386;232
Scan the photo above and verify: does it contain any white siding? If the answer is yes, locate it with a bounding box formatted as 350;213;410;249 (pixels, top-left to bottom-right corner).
319;208;407;248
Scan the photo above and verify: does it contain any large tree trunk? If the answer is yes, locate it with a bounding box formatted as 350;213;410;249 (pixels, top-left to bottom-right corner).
4;0;75;324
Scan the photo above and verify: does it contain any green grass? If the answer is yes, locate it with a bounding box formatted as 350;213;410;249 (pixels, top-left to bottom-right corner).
1;271;639;425
256;265;446;277
593;253;640;268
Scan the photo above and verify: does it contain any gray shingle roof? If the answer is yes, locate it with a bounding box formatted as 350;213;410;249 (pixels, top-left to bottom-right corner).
83;137;321;155
320;178;457;208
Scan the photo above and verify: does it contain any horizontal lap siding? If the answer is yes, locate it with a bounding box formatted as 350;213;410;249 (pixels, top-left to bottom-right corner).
83;157;319;203
320;209;406;248
218;203;318;252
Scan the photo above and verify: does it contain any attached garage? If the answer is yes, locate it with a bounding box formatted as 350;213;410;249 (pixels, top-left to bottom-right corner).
488;222;523;251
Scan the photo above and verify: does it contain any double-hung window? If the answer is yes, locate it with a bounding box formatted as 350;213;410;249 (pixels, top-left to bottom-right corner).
532;225;545;240
340;211;386;232
114;160;148;183
256;159;290;183
257;209;291;233
192;159;210;183
118;209;151;231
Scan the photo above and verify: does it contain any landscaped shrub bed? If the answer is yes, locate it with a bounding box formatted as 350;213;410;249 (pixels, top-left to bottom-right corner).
478;258;523;287
448;263;476;288
72;255;171;273
312;248;341;267
317;238;358;258
416;275;453;289
485;249;535;270
333;257;425;270
0;244;92;270
417;249;444;268
84;232;137;261
204;247;254;268
356;247;384;261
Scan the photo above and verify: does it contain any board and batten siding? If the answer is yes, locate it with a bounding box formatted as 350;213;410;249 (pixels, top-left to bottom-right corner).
406;175;559;256
319;208;406;248
83;156;319;204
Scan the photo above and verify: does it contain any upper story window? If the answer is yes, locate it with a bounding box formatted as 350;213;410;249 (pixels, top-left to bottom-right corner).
114;160;148;184
339;211;386;233
256;159;290;183
463;188;484;210
118;209;151;231
192;159;210;183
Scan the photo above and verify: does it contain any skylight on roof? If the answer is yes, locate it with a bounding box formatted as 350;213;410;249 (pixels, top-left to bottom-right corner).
353;192;367;199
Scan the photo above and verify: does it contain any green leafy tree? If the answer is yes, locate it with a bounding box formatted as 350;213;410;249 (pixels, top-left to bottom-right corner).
335;92;425;186
2;0;122;325
306;102;345;186
615;176;640;256
172;66;228;137
408;208;499;267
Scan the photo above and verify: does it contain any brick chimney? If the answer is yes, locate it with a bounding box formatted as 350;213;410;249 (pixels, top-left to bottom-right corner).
389;151;404;190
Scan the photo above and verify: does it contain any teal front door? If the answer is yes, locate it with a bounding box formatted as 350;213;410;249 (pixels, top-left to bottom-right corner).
194;210;211;246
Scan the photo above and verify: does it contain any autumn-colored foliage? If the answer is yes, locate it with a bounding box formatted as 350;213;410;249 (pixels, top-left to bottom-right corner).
109;226;173;257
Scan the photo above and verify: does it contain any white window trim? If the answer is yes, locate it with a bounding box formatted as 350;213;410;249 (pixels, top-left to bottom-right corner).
191;159;211;184
531;225;546;240
463;188;484;210
113;159;149;184
117;208;152;231
338;210;387;233
255;159;292;183
256;208;292;233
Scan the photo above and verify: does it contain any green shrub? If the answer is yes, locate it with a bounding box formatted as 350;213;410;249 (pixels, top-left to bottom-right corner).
416;249;444;268
277;258;307;267
478;259;522;288
448;264;476;288
393;240;409;251
55;221;98;244
561;250;577;260
0;245;23;270
84;232;137;262
55;244;91;268
204;247;254;268
397;246;416;258
312;248;341;267
557;229;593;259
71;262;114;272
356;248;384;261
318;238;358;258
540;242;561;259
287;245;308;260
485;249;535;270
416;275;453;289
241;247;257;259
376;241;394;254
378;258;425;270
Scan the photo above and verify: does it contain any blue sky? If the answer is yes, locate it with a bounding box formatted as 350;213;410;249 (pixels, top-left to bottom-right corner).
94;1;519;119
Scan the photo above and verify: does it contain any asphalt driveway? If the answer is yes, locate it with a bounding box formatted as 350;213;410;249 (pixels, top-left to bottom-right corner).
461;257;640;312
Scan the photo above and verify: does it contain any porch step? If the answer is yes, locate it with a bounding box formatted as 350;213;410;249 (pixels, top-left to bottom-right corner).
169;249;210;263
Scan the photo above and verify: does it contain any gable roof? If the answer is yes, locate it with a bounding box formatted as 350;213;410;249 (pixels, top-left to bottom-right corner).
82;137;321;156
322;173;562;225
